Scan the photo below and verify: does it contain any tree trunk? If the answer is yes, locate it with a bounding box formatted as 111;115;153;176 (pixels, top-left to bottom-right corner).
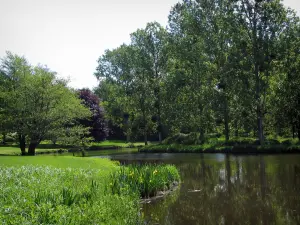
28;142;39;156
255;61;264;145
126;132;130;143
224;96;229;142
292;124;295;139
144;131;148;146
2;133;6;144
158;131;162;143
252;7;264;146
19;134;26;156
142;107;148;146
157;105;162;143
158;116;162;143
125;118;130;143
257;113;264;145
199;128;205;144
234;120;238;138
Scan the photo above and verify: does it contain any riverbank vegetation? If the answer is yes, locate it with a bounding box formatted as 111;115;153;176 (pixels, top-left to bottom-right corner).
0;156;180;224
139;135;300;153
110;164;180;198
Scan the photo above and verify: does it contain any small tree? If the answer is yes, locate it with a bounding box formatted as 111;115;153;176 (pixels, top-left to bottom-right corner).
78;89;109;141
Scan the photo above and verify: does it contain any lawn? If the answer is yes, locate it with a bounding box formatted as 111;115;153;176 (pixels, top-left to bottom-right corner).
90;140;146;147
0;140;147;155
0;146;67;155
0;156;117;170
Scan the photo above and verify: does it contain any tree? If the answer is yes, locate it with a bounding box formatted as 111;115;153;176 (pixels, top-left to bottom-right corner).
78;88;109;141
268;11;300;139
93;0;300;144
0;52;90;155
237;0;291;144
95;44;156;145
130;22;169;142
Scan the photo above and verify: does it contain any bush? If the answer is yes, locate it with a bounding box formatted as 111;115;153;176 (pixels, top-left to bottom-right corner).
3;133;17;143
163;132;201;145
225;137;257;145
264;139;281;145
126;142;135;148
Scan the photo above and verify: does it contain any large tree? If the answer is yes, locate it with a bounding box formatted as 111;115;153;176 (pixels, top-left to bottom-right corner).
0;52;90;155
95;44;156;145
130;22;169;142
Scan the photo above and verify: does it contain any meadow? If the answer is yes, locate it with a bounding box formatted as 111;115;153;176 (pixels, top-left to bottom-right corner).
0;156;180;224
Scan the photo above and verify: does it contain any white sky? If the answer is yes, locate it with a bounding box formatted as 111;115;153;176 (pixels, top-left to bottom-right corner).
0;0;299;90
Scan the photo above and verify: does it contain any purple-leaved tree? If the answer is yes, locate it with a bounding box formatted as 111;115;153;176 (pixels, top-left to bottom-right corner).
78;89;109;141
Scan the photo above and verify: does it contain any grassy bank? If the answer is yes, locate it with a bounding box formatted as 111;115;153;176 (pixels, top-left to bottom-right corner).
0;156;180;224
0;146;68;155
139;142;300;154
0;140;145;155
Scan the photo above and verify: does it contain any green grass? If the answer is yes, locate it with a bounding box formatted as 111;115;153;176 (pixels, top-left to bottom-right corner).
0;156;118;170
0;146;67;156
88;140;146;149
0;156;180;224
0;139;147;155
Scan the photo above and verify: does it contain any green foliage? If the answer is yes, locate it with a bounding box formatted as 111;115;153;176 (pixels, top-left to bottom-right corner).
163;132;201;145
0;164;140;224
109;164;180;198
0;52;91;155
94;0;300;145
0;157;180;224
140;137;300;154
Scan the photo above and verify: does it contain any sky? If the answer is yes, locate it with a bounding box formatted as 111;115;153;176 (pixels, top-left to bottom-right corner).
0;0;299;90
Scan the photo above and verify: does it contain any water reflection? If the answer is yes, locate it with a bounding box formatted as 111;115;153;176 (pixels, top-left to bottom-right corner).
106;153;300;225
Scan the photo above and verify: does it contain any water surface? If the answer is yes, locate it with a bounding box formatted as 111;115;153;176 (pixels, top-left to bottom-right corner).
96;152;300;225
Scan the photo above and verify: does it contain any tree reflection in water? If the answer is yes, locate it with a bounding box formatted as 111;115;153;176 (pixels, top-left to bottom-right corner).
114;154;300;225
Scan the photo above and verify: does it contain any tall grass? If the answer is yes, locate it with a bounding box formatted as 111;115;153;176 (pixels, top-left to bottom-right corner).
109;164;180;198
0;157;180;224
0;165;140;224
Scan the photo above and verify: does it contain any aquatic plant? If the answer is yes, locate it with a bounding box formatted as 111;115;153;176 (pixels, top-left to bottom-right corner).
109;164;180;198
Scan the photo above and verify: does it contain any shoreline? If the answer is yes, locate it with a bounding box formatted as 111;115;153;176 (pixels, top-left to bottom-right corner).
140;182;179;204
138;144;300;154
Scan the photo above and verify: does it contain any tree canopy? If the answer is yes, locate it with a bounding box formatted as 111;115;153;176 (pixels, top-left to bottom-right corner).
95;0;300;144
0;52;90;155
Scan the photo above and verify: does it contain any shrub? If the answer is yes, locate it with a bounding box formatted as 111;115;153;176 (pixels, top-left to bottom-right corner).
163;132;201;145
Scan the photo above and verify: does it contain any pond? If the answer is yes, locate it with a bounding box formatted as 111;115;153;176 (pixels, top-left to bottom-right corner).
95;151;300;225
